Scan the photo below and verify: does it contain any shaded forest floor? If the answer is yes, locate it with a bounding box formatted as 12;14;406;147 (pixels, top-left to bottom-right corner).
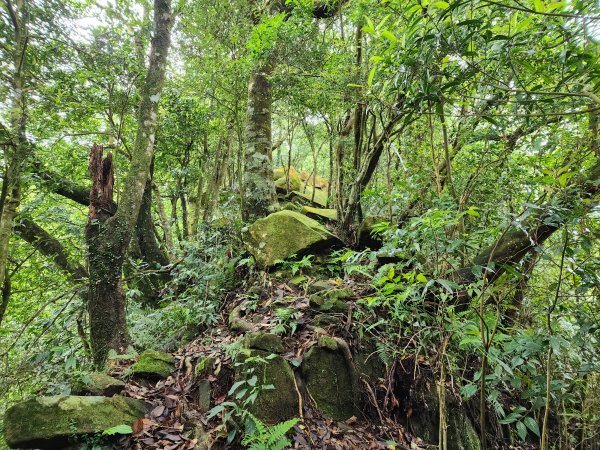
108;276;424;450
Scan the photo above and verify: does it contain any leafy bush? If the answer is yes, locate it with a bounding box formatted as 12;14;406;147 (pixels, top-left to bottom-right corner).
129;223;242;350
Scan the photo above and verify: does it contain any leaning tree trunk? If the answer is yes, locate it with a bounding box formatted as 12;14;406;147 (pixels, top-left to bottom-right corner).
87;0;173;366
242;63;278;221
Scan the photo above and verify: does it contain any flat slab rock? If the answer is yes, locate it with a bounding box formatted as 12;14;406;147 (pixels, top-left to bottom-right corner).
4;395;149;449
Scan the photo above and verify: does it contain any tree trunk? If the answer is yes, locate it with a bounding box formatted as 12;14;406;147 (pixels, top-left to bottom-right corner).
451;156;600;297
153;183;175;256
87;0;173;366
0;0;29;319
242;63;278;221
128;169;171;306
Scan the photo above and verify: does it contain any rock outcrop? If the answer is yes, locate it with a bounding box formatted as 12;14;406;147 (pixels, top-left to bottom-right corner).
301;338;359;420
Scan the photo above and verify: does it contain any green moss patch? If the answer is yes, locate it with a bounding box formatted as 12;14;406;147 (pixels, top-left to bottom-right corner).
244;332;284;354
309;288;354;313
129;350;174;380
72;372;125;397
302;206;337;221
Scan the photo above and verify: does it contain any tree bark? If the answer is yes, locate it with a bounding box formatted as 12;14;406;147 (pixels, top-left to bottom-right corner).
87;0;173;366
241;0;347;222
242;62;278;221
0;0;29;320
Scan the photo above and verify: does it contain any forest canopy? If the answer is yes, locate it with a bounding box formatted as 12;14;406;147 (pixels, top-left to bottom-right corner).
0;0;599;449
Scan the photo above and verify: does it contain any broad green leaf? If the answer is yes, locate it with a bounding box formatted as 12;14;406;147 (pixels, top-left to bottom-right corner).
433;1;450;9
523;416;540;437
368;67;376;87
516;421;527;440
103;424;133;436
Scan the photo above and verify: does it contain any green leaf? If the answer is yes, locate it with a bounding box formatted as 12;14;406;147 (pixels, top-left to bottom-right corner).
436;279;459;293
433;1;450;9
102;424;133;436
416;273;428;283
381;30;397;43
228;380;245;395
367;67;376;87
207;404;226;420
534;0;545;12
523;416;540;437
516;421;527;440
461;383;478;399
406;4;423;15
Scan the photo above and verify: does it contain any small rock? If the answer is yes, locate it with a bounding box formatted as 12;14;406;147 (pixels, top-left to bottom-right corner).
244;332;284;354
312;314;338;328
309;288;354;313
196;381;212;413
72;373;125;397
129;350;174;380
307;280;334;294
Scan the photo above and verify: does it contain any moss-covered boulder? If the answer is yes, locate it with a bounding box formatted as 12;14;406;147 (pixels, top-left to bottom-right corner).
244;332;284;354
299;171;329;189
301;344;359;420
307;280;335;294
309;288;354;313
72;372;125;397
129;349;174;380
244;210;339;267
302;206;337;221
236;351;299;424
354;338;387;383
274;167;303;193
290;187;327;207
4;395;148;449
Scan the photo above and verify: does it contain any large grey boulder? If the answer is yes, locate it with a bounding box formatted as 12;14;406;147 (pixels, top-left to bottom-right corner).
4;395;148;449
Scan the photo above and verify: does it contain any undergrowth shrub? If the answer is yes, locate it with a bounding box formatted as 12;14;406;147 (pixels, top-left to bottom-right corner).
129;222;243;350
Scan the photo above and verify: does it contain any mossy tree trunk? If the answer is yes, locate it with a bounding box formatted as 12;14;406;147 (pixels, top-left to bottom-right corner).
0;0;29;324
241;0;347;222
242;62;279;222
87;0;173;366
